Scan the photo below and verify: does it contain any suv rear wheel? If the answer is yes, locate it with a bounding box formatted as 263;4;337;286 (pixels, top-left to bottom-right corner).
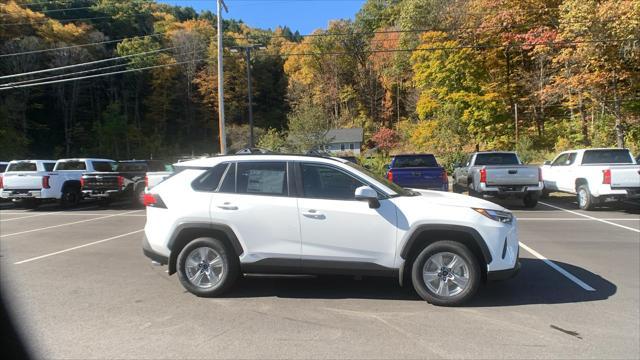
177;237;239;297
411;241;480;306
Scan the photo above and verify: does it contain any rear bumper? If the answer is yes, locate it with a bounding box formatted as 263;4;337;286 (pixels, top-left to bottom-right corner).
487;261;520;281
2;189;43;199
142;234;168;265
479;182;543;195
82;189;126;199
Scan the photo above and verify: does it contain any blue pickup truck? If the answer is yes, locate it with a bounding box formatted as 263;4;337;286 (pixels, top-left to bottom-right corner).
386;154;448;191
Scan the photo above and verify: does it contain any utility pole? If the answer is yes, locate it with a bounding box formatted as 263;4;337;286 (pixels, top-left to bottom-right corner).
217;0;228;154
231;43;265;148
514;103;519;146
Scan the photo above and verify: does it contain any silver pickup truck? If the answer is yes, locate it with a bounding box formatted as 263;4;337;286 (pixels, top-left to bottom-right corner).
452;151;543;208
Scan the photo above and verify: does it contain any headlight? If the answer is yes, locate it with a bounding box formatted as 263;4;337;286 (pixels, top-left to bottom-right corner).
473;208;513;224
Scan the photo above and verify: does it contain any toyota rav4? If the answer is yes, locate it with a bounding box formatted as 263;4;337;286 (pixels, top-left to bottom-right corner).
143;154;520;306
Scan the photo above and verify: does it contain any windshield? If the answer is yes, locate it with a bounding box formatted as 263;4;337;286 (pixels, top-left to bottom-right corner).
344;162;418;197
393;155;438;168
582;150;633;164
474;153;520;165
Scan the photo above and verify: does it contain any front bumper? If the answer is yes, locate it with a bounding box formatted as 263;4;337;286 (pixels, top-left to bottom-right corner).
487;260;520;281
142;234;168;265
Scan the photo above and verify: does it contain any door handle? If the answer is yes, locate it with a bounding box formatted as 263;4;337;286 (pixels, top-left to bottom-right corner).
217;202;238;210
302;209;325;219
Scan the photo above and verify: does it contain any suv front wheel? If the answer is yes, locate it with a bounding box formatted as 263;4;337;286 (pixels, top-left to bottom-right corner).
411;241;480;306
177;237;239;297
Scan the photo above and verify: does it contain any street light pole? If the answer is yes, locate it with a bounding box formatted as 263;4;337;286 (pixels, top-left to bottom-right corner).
216;0;228;154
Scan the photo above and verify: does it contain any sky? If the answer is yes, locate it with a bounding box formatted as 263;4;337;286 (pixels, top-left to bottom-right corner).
159;0;367;34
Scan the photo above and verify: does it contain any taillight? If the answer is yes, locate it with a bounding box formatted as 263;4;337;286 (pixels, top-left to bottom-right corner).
117;176;124;188
143;193;166;208
80;177;85;188
42;175;50;189
538;167;543;182
144;175;149;189
387;169;393;182
479;168;487;184
602;169;611;185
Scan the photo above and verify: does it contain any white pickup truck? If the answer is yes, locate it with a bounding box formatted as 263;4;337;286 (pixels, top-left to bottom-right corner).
1;158;115;208
541;148;640;210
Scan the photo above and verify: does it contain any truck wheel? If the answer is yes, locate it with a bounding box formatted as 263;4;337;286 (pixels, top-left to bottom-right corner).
539;189;550;199
411;241;481;306
577;184;596;211
60;187;81;208
177;237;239;297
132;186;144;207
452;182;463;194
468;187;482;198
523;193;539;208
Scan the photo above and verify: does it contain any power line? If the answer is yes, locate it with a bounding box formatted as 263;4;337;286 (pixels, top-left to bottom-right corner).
0;57;206;90
0;6;95;16
0;62;129;87
1;15;116;26
0;45;179;80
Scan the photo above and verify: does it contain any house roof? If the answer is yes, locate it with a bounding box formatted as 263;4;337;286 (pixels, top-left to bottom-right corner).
325;128;363;144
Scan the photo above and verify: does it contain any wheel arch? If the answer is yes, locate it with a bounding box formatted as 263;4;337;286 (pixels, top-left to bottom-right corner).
61;179;81;192
575;178;588;191
167;223;243;275
399;225;492;285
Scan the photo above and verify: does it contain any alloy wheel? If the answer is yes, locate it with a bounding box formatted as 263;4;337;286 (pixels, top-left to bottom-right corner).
422;252;470;297
184;247;224;289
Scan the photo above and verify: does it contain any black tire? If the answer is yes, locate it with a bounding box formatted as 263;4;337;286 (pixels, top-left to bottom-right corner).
19;199;40;209
468;186;482;198
539;189;550;199
523;192;539;208
177;237;239;297
131;185;144;207
60;186;81;208
411;241;481;306
576;184;596;210
452;182;463;194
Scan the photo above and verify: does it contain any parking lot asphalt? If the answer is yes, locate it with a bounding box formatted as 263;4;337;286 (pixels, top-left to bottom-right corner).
1;196;638;359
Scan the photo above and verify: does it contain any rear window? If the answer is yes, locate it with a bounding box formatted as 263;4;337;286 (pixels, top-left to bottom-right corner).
393;155;438;168
192;163;229;192
147;161;171;172
44;163;55;171
7;162;37;172
582;150;633;164
116;162;147;172
55;161;86;171
474;153;520;165
92;161;115;172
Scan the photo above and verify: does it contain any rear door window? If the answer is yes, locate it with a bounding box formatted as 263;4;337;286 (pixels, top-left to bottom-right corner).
582;150;633;164
55;161;86;171
236;162;287;196
7;162;37;172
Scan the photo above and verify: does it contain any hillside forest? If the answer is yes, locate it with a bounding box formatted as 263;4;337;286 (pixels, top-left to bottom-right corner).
1;0;639;170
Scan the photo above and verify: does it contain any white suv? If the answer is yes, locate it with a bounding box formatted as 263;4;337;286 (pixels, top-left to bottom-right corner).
143;154;520;306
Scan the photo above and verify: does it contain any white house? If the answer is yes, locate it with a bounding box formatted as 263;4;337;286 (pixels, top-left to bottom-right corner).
322;128;364;155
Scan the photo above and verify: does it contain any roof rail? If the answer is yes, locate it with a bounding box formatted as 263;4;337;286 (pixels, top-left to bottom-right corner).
235;147;273;154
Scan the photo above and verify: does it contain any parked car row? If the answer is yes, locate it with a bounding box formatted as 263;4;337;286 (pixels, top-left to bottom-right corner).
0;158;172;208
383;148;639;210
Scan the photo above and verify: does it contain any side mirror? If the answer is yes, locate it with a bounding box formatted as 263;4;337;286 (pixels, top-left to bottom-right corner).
355;186;380;209
543;160;551;166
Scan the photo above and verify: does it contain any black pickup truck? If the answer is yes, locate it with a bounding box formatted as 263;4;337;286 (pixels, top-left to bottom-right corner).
81;160;171;206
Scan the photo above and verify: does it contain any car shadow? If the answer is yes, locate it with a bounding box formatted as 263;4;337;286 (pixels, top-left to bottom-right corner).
221;258;616;307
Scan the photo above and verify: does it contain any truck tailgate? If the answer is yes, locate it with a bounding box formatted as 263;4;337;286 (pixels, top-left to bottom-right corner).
82;173;119;190
610;166;640;188
391;168;444;189
485;166;539;186
2;172;44;189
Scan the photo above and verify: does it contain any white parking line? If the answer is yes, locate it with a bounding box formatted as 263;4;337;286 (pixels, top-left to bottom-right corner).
519;242;595;291
539;201;640;233
0;211;145;218
13;229;144;265
0;213;54;222
0;210;141;238
518;218;638;221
